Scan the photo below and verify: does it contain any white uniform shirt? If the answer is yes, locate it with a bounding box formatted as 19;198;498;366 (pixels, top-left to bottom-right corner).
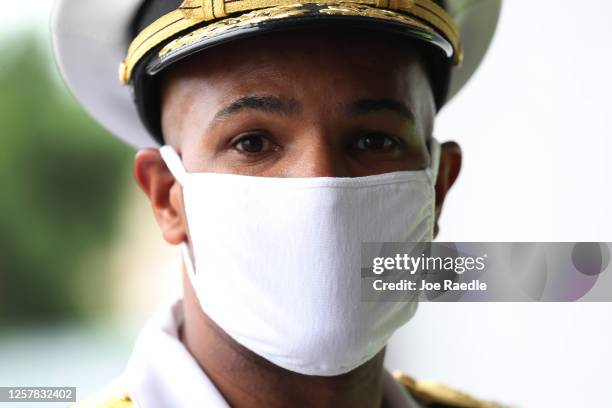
118;299;423;408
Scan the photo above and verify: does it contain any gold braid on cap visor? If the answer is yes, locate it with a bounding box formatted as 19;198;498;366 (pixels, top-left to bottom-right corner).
119;0;462;85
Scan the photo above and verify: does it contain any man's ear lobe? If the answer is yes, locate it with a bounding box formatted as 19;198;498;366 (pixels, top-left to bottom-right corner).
433;141;462;237
134;149;188;245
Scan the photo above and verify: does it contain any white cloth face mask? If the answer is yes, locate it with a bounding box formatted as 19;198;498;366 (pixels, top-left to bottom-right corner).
159;138;440;376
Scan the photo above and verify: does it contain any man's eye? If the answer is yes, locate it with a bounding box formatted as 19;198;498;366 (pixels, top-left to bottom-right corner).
355;133;398;151
233;133;273;154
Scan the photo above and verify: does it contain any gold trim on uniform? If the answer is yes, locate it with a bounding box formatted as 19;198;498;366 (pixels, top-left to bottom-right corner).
71;388;133;408
119;0;462;85
393;371;514;408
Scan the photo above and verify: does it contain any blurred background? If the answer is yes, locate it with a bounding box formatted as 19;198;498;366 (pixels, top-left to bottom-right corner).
0;2;182;407
0;1;611;407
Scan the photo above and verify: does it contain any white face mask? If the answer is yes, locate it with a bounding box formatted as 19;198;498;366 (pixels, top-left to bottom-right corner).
159;138;440;376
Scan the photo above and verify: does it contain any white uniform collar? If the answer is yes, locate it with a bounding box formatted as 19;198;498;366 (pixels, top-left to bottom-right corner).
124;298;229;407
122;299;422;408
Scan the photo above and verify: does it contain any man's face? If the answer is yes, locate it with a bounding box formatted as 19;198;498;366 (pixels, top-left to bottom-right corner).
160;28;435;178
135;27;461;243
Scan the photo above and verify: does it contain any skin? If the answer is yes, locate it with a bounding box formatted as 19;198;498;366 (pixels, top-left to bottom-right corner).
134;28;462;407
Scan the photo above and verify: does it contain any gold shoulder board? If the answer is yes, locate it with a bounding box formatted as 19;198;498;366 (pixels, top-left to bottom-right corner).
70;385;133;408
393;371;513;408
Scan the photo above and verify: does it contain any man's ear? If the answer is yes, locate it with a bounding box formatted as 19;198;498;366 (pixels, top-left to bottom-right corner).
134;149;188;245
434;141;462;237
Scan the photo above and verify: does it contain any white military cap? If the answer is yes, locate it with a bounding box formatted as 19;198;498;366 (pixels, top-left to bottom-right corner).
51;0;501;148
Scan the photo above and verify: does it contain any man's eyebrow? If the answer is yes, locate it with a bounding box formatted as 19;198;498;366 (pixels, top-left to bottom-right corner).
344;98;415;121
212;95;301;123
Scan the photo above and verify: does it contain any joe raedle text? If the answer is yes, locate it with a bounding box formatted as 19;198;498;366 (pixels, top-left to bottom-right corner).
373;279;487;292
